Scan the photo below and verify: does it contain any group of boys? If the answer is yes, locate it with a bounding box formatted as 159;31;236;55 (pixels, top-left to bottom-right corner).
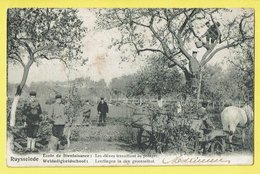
22;91;109;152
22;92;71;152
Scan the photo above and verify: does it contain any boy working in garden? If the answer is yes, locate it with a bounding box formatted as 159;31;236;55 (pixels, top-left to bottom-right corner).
82;99;92;126
23;91;42;152
49;94;72;151
197;101;215;154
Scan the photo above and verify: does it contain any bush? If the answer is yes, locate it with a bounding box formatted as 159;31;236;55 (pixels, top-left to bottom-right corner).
70;128;80;141
119;125;138;145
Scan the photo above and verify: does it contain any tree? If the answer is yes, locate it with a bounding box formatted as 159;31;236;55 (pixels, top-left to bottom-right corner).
227;43;254;101
97;8;254;106
201;64;238;101
109;75;135;98
200;41;254;103
126;57;185;98
8;8;86;127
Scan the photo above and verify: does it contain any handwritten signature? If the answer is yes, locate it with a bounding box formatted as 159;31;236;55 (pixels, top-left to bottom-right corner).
162;155;231;164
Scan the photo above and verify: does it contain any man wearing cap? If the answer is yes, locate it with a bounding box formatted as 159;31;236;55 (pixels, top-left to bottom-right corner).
22;91;42;152
97;97;109;126
49;94;71;150
197;101;215;154
197;101;215;133
202;21;222;44
189;51;200;76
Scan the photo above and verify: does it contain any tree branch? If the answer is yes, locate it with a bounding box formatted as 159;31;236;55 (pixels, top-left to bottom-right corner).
17;39;34;57
209;12;221;43
167;9;197;61
239;13;253;42
8;53;25;68
137;48;166;55
149;14;172;57
200;44;216;64
178;9;198;36
131;20;150;28
201;36;254;66
168;53;188;71
165;9;186;20
33;44;54;55
38;54;69;69
166;10;202;76
41;8;51;37
188;23;210;50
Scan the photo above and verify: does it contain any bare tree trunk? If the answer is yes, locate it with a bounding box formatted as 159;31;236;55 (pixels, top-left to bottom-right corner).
7;131;14;152
10;95;20;127
196;70;203;109
9;60;33;151
10;65;31;127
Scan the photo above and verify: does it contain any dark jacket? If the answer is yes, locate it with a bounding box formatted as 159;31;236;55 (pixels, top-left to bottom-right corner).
23;100;42;125
97;102;109;115
207;25;222;41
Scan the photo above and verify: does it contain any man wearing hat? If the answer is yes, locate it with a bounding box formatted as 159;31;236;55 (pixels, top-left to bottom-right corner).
22;91;42;152
97;97;109;126
189;50;200;76
202;21;222;44
197;101;215;132
49;94;72;150
196;101;216;153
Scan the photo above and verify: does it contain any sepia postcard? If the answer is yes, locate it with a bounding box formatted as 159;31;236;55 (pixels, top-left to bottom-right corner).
6;7;255;167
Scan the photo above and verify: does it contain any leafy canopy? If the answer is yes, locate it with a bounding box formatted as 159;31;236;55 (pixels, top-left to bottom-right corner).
8;8;87;68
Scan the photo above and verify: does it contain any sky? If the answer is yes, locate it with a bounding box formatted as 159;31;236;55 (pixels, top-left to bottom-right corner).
8;9;145;85
7;8;249;86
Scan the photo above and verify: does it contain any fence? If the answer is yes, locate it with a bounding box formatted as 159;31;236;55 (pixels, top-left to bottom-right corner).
109;98;180;105
109;97;247;110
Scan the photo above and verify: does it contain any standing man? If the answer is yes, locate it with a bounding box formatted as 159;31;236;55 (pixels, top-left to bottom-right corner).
49;94;72;150
97;97;109;126
189;50;200;77
22;91;42;152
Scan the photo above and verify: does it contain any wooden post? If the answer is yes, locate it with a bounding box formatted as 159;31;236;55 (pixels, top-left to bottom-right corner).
196;69;203;109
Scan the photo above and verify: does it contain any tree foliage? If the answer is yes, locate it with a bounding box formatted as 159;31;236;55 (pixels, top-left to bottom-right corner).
8;8;87;95
201;47;254;102
125;57;185;98
109;75;135;97
8;8;86;66
97;8;254;87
